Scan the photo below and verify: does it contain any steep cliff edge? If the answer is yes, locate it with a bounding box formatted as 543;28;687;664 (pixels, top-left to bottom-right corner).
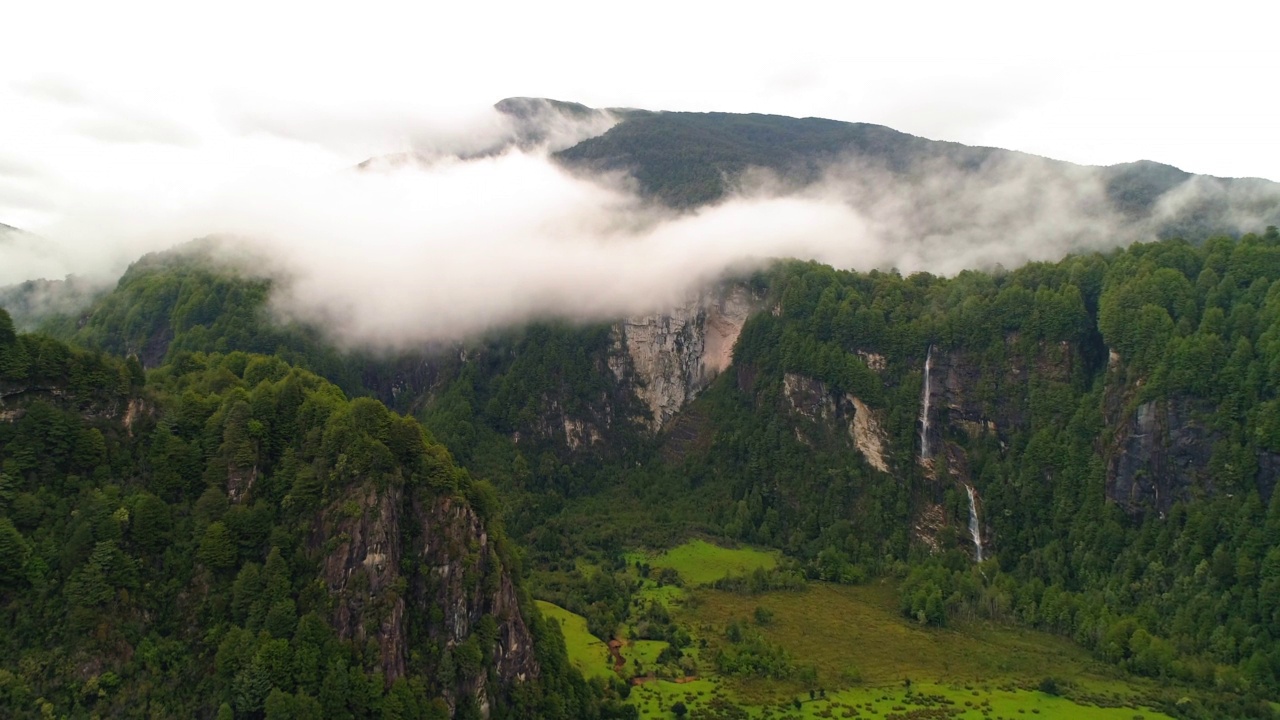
780;372;890;472
611;284;759;432
1104;395;1218;515
318;476;539;715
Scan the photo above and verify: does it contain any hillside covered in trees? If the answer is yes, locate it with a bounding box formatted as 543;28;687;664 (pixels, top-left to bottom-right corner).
0;312;634;719
9;227;1280;717
549;103;1280;243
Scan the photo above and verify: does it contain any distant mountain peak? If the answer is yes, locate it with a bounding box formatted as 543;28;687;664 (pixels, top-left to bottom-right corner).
494;96;598;120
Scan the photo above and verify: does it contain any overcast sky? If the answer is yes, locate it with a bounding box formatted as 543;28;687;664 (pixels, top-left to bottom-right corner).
2;0;1276;241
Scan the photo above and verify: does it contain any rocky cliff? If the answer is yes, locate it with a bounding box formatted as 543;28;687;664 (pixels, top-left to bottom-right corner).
1098;350;1280;515
1104;396;1218;516
315;479;538;716
780;372;890;472
611;284;758;432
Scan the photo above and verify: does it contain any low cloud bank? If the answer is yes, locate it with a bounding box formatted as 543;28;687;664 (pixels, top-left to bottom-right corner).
2;103;1276;348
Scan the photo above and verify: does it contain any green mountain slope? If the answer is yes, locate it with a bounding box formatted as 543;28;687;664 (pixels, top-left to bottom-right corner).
0;311;634;719
18;229;1280;716
555;110;993;207
550;103;1280;240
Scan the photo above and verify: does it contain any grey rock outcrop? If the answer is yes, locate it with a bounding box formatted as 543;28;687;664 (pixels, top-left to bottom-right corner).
1105;397;1217;516
318;482;538;716
780;372;890;473
611;285;757;432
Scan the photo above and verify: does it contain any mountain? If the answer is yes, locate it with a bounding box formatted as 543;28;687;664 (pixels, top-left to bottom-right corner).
20;227;1280;714
0;311;634;719
549;101;1280;241
6;100;1280;718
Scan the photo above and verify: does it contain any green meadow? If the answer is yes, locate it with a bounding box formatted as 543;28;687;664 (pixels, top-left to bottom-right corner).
536;600;615;681
541;540;1177;719
635;539;780;586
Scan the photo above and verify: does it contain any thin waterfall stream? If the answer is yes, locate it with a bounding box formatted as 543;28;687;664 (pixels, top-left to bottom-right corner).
965;484;984;562
919;345;933;460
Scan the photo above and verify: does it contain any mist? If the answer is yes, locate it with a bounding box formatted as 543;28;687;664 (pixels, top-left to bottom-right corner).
2;101;1276;348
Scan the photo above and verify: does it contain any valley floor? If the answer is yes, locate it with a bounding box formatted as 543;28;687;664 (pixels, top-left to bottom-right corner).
538;540;1176;720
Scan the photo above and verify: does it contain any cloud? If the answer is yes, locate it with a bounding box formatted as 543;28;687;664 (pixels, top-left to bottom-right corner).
810;151;1134;274
16;76;200;147
0;225;73;288
14;76;89;106
1;96;1276;351
73;114;200;147
0;155;40;179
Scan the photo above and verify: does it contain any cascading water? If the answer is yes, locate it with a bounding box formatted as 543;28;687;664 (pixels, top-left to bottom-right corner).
964;484;984;562
919;345;933;460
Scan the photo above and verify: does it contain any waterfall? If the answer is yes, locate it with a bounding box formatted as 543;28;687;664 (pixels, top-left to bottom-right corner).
919;345;933;460
965;484;984;563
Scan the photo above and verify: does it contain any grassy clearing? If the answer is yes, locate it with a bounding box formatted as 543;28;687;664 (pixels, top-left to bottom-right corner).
734;683;1175;719
624;678;1173;719
628;677;720;717
675;581;1173;719
638;539;780;586
535;600;614;681
686;581;1124;691
627;640;671;672
538;555;1175;719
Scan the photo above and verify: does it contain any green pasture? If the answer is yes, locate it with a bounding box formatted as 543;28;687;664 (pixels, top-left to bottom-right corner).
535;600;614;680
540;542;1177;720
634;539;780;586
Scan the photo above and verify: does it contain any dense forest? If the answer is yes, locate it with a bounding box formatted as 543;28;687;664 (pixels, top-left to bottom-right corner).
0;313;634;719
418;228;1280;716
7;227;1280;717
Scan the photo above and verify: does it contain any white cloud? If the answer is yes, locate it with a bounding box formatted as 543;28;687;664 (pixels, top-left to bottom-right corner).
1;0;1277;346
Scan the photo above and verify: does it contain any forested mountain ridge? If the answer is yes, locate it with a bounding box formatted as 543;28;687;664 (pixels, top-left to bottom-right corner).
6;93;1280;718
341;98;1280;246
0;312;634;719
548;101;1280;240
665;229;1280;712
18;228;1280;717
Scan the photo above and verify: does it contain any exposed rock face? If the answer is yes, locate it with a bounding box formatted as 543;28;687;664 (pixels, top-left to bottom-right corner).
416;497;537;696
612;285;757;432
857;351;887;372
930;339;1252;520
226;466;258;504
780;372;890;473
319;483;538;713
0;382;134;423
321;482;408;681
849;397;889;473
1105;397;1217;515
907;340;1082;554
563;417;602;451
781;373;836;425
354;282;761;450
122;397;147;434
922;339;1079;451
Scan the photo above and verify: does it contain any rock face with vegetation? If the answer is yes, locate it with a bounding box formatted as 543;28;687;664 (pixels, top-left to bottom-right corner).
8;192;1280;716
0;314;629;719
1105;396;1219;515
780;372;890;472
610;284;758;432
